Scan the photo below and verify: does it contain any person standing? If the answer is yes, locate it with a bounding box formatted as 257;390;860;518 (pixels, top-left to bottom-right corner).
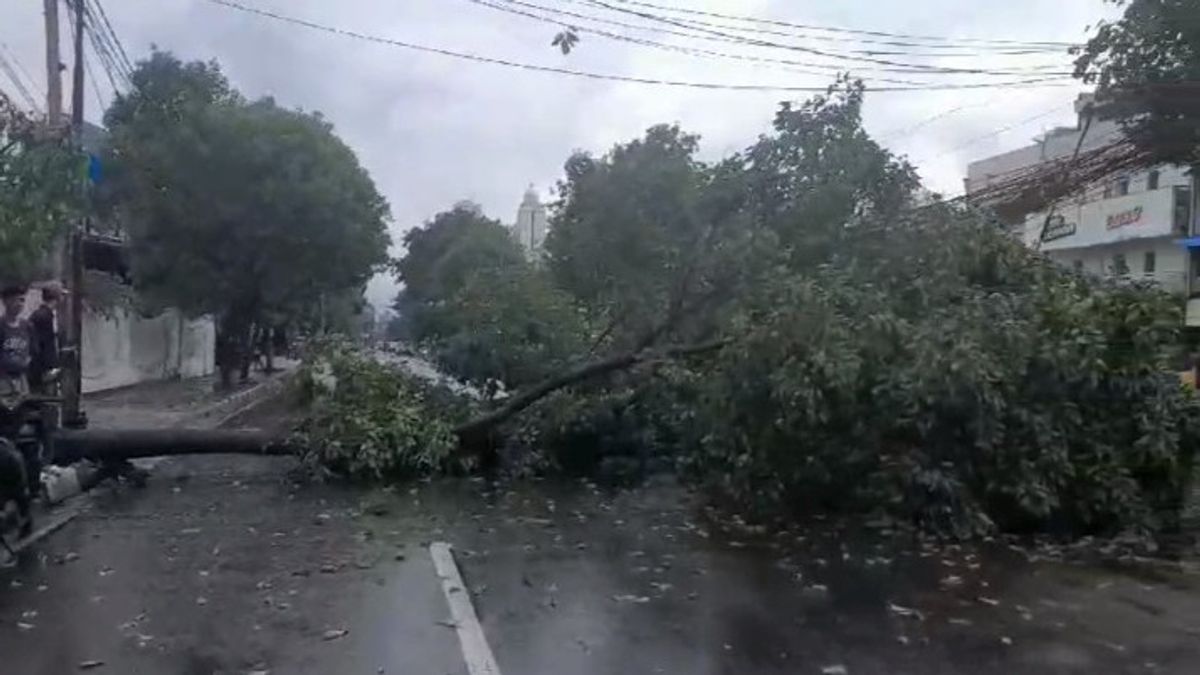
28;281;64;393
0;285;35;398
0;284;38;533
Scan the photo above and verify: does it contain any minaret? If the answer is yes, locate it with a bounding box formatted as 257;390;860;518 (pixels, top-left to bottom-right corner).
513;184;548;258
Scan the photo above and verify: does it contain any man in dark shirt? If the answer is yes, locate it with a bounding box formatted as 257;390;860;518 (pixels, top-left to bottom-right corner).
0;285;35;396
28;281;64;392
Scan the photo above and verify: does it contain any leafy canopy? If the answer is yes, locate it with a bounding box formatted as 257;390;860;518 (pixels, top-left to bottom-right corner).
1074;0;1200;164
104;51;391;327
0;96;82;282
395;204;585;389
370;79;1196;538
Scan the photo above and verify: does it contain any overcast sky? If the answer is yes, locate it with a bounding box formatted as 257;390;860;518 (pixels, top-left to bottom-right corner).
1;0;1119;308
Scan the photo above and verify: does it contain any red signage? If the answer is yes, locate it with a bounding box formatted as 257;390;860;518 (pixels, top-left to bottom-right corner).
1106;206;1143;230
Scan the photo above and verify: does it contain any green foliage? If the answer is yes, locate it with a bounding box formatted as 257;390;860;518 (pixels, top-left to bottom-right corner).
395;204;586;390
546;125;710;344
380;78;1197;539
551;29;580;55
395;204;525;312
104;51;391;333
745;79;920;265
684;212;1199;536
431;264;588;390
1074;0;1200;164
0;96;82;281
295;341;467;480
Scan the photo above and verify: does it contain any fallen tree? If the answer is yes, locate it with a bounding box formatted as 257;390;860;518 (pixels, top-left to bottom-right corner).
311;81;1197;538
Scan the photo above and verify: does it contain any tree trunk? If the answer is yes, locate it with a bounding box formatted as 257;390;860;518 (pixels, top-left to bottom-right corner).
215;328;237;390
454;338;728;454
216;313;253;389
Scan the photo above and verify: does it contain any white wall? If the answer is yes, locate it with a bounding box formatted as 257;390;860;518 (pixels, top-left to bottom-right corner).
965;115;1124;195
80;307;215;393
1046;237;1187;294
1023;167;1191;250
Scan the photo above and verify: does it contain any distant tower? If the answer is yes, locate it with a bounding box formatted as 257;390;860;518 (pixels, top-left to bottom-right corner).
512;184;548;258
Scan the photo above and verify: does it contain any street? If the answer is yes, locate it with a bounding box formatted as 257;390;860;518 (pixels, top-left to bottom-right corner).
0;378;1199;674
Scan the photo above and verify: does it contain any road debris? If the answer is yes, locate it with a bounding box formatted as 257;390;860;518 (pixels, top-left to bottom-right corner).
321;628;349;641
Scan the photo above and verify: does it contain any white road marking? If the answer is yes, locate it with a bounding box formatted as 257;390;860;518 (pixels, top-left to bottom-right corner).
430;542;502;675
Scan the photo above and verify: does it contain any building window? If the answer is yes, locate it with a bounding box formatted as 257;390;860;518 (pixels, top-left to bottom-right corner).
1175;185;1193;235
1117;176;1130;196
1103;182;1113;199
1112;253;1128;276
1144;251;1156;275
1073;259;1084;272
1148;169;1160;190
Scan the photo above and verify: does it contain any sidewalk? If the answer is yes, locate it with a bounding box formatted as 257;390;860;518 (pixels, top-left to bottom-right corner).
31;365;297;508
82;361;297;430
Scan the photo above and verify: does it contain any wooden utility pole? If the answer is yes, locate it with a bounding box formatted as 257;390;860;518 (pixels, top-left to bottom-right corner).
43;0;62;125
62;0;87;427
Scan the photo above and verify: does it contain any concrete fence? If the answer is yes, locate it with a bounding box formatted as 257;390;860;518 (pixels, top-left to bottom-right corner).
80;306;215;393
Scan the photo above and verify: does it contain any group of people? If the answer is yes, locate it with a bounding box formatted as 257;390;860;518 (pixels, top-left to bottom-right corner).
0;282;65;539
0;282;65;398
0;281;145;537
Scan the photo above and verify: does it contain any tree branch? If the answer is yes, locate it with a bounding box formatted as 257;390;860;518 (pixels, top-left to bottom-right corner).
454;337;730;446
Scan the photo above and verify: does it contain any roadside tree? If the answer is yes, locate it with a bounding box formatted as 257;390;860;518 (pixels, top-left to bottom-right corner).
0;95;82;281
104;52;391;386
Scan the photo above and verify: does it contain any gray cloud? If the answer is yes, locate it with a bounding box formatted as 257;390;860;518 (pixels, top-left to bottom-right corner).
1;0;1115;307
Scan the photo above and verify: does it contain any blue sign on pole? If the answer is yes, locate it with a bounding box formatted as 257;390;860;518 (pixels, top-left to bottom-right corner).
87;154;102;185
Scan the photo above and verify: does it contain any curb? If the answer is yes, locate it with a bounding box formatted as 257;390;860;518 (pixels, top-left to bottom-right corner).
40;368;296;506
194;368;297;428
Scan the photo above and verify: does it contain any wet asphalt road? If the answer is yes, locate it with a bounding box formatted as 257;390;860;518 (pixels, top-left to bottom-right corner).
0;454;465;675
1;387;1200;673
4;463;1200;674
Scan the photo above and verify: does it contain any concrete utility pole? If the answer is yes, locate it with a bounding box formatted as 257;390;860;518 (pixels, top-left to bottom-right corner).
62;0;87;427
70;0;84;134
43;0;62;125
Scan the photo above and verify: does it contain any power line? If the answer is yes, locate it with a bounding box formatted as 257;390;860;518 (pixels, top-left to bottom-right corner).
70;0;123;95
592;0;1078;48
0;42;45;102
87;0;133;75
878;101;988;143
203;0;1072;93
82;0;132;85
940;104;1074;157
467;0;1073;86
582;0;1071;76
82;44;110;117
465;0;1073;87
528;0;1066;55
0;51;40;112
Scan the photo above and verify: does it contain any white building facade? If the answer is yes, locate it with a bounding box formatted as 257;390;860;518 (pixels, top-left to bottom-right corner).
966;95;1196;320
511;185;548;259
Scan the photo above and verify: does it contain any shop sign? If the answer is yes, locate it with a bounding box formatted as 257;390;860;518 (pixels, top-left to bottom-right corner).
1041;215;1076;242
1106;206;1143;230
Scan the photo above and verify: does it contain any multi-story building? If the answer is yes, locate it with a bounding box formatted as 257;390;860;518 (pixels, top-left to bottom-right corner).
966;94;1196;321
510;185;548;259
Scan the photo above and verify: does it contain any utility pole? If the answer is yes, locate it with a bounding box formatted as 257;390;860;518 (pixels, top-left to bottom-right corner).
43;0;62;126
62;0;87;428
